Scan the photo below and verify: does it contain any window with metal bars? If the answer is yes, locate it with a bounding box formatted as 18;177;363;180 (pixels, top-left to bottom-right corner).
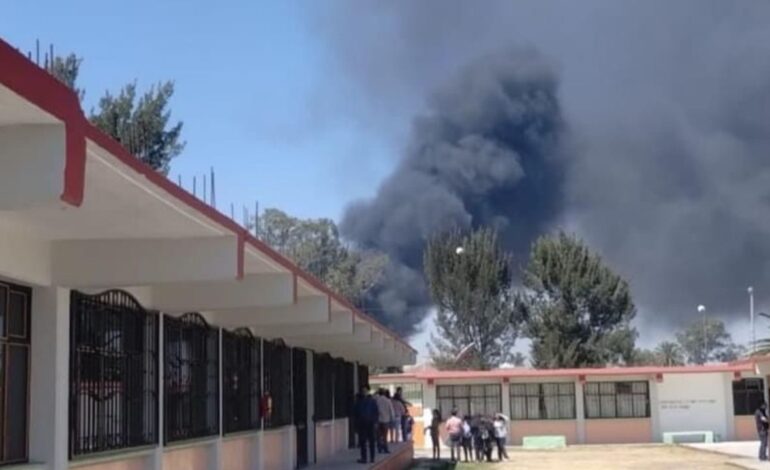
733;378;765;415
436;384;501;418
222;328;260;433
314;353;335;422
69;290;159;458
333;359;354;419
263;339;292;428
163;313;219;442
358;364;369;391
510;383;575;420
584;381;649;419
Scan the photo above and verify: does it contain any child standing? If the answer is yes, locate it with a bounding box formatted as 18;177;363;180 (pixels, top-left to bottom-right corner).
461;415;473;462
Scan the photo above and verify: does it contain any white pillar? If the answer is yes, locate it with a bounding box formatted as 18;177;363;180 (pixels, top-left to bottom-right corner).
307;350;315;464
723;373;736;441
423;382;437;450
575;380;586;444
152;314;165;470
649;379;660;442
501;380;511;418
29;286;70;470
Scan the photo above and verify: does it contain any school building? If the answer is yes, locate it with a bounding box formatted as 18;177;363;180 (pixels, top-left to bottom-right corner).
372;358;770;448
0;38;415;470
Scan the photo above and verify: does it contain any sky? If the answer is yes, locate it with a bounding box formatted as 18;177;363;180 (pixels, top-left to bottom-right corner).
2;0;394;221
4;1;770;362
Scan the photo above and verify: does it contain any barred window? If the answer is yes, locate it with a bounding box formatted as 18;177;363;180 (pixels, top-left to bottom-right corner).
314;353;335;421
510;383;575;420
334;359;355;419
436;384;501;418
379;383;423;405
69;290;159;457
358;364;369;391
164;313;219;442
222;328;261;433
263;340;292;428
584;381;649;419
733;378;765;416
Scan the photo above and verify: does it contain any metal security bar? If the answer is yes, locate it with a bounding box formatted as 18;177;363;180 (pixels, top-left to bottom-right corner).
263;340;292;428
0;281;32;465
69;290;159;457
222;328;260;434
313;353;334;421
164;313;219;443
333;358;353;419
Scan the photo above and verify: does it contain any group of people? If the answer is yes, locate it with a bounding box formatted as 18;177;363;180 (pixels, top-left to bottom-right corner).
353;386;414;464
427;409;510;463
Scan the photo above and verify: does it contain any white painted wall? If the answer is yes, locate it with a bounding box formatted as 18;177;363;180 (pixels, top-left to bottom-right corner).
0;218;52;285
655;372;730;440
0;124;65;210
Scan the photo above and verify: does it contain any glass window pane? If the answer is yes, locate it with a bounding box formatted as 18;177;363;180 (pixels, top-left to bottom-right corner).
511;396;526;419
486;384;500;397
525;383;539;396
7;345;29;461
470;385;485;397
8;292;26;337
510;384;525;396
559;383;574;395
586;395;601;418
600;395;616;417
526;396;540;419
631;382;647;394
600;382;616;394
585;383;599;395
559;395;575;419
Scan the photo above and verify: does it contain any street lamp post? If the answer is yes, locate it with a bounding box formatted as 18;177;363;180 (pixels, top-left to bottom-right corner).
697;305;706;363
749;286;755;354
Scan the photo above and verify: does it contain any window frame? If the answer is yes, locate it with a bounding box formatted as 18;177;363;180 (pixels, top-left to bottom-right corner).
510;382;576;420
222;328;261;434
584;381;650;419
733;378;765;416
435;384;502;418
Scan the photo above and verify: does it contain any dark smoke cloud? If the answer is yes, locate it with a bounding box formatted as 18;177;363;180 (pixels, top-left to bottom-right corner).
310;0;770;340
340;49;565;335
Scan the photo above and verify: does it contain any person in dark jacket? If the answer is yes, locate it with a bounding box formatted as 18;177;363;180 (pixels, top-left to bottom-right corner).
756;402;769;461
353;386;379;463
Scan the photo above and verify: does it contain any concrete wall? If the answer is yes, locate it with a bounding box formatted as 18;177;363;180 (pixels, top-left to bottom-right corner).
655;372;730;441
509;420;579;445
584;418;653;444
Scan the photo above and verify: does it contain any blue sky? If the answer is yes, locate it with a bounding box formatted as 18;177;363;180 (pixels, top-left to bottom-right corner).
2;0;396;221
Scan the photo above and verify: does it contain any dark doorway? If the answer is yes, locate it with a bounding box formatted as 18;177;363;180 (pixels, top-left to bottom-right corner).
293;348;308;468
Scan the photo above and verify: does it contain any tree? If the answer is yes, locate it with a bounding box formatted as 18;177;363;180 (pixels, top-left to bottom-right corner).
424;227;518;370
655;341;685;366
675;318;743;364
90;82;184;174
517;232;637;368
50;52;184;173
256;208;387;305
50;53;84;101
630;348;659;366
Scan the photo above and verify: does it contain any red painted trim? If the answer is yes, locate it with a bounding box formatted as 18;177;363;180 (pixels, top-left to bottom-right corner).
734;371;742;381
655;373;663;383
0;37;417;356
62;121;86;206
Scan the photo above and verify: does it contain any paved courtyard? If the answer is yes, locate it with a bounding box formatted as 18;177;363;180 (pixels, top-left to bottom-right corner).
412;444;759;469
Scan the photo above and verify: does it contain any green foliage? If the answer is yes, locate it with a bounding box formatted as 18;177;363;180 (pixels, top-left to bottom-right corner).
90;82;184;174
517;232;637;368
50;53;84;101
675;317;743;364
50;53;184;173
424;227;518;370
629;341;685;366
257;208;387;304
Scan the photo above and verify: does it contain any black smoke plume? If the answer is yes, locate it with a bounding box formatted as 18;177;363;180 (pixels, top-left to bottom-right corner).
341;49;566;336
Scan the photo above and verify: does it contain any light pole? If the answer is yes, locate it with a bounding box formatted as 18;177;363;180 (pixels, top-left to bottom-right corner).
697;305;707;363
749;287;756;354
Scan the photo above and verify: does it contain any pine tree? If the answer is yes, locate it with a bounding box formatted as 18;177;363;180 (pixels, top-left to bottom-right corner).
424;227;518;370
517;232;637;368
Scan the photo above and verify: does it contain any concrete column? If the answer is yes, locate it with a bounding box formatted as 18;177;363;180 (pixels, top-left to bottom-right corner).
210;328;224;470
151;313;165;470
575;380;586;444
501;380;511;417
29;286;70;470
723;373;736;441
307;351;315;464
423;382;437;450
649;379;660;442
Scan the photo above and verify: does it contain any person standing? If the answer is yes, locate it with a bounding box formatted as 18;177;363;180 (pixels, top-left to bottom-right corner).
394;386;412;441
425;409;442;460
445;409;464;462
470;414;483;461
390;391;405;442
353;386;378;464
374;389;394;454
493;414;510;461
757;402;769;461
461;415;473;462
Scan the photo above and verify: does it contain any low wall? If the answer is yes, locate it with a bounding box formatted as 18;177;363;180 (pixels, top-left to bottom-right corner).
734;415;757;441
585;418;652;444
70;455;149;470
509;420;578;445
315;418;349;463
163;442;212;470
222;435;256;470
262;426;295;470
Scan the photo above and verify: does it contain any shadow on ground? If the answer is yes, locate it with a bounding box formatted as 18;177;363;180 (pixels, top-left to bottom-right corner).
409;459;459;469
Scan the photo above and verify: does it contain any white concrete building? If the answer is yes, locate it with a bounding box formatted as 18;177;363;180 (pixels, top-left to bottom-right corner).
373;360;770;449
0;38;415;470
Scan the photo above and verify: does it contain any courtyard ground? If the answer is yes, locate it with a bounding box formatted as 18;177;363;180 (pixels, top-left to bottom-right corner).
411;444;754;469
